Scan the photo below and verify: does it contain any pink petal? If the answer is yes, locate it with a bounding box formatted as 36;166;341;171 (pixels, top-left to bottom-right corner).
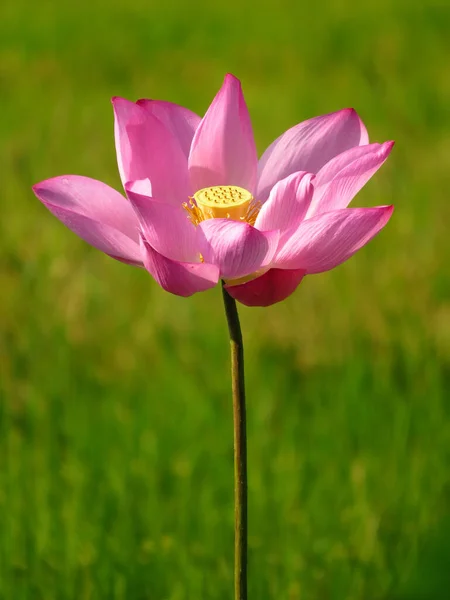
32;175;142;264
112;97;191;203
254;171;315;235
125;181;198;262
126;177;153;196
256;108;369;201
188;74;258;193
140;235;219;297
197;219;279;280
225;267;306;307
137;99;201;158
275;206;394;273
307;141;394;217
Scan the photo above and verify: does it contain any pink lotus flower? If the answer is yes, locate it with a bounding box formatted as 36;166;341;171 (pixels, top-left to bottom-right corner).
33;74;394;307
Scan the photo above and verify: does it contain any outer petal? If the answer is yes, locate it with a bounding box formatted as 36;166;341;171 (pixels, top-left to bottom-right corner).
137;99;201;158
140;235;219;297
188;74;258;193
197;219;279;280
275;206;394;273
307;141;394;217
112;97;190;203
225;267;306;307
256;108;369;201
32;175;142;264
125;181;198;262
254;171;315;235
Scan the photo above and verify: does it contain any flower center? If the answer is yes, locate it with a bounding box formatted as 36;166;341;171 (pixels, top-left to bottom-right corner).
183;186;260;226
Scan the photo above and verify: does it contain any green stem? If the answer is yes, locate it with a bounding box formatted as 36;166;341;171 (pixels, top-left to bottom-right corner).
221;282;248;600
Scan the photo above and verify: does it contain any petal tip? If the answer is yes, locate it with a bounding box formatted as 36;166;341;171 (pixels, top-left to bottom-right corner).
111;96;124;106
374;204;394;216
111;96;138;111
377;204;395;225
224;73;241;86
32;175;67;195
339;107;358;118
339;107;366;130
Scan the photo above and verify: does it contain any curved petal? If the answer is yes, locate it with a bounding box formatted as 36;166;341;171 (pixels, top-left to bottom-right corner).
188;74;257;193
197;219;279;280
307;141;394;217
140;235;219;297
256;108;369;201
126;177;153;196
226;267;306;307
125;181;198;262
41;208;143;265
32;175;142;263
137;99;201;158
275;206;394;273
112;97;191;203
254;171;315;235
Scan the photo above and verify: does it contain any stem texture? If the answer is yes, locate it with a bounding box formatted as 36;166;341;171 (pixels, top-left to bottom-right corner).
221;282;247;600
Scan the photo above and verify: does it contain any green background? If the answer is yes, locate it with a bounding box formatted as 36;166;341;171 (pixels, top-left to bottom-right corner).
1;0;449;598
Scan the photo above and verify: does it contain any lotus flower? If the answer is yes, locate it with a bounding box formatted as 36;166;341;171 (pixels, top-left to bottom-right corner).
33;74;394;306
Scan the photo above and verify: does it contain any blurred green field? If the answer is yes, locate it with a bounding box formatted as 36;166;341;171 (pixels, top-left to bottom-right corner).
1;0;449;598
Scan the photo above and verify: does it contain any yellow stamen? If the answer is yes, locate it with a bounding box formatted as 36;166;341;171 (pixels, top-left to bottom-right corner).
183;185;261;226
182;199;204;226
